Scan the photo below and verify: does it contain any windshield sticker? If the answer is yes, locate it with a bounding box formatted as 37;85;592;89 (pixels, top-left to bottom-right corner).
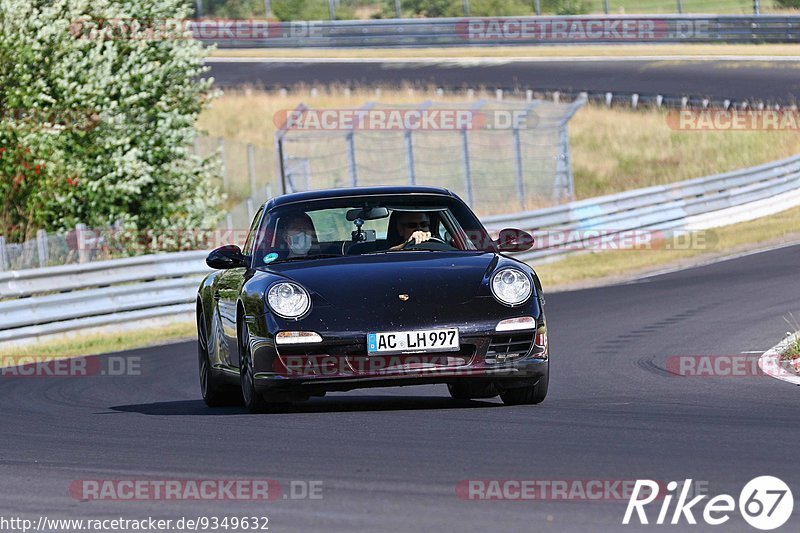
263;252;279;264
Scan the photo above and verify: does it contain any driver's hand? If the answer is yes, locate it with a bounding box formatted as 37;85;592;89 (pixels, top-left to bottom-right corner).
407;231;431;245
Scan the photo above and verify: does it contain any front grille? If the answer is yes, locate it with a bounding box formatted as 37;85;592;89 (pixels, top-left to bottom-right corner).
486;333;534;363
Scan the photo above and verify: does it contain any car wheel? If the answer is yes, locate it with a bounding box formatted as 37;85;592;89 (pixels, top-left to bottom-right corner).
198;308;241;407
499;372;549;406
239;320;272;414
447;381;498;400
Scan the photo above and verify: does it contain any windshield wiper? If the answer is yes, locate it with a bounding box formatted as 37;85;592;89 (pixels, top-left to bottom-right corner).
270;254;342;264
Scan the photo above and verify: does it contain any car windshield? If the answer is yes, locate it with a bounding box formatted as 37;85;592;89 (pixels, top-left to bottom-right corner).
252;194;495;265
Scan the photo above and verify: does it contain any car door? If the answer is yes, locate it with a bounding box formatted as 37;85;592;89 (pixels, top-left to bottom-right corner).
216;207;263;369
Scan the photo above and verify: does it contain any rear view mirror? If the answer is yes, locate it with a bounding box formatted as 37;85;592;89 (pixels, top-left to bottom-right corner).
346;206;389;221
496;228;535;253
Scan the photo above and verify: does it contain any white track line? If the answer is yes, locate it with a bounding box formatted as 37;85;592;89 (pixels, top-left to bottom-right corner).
758;333;800;386
207;55;800;64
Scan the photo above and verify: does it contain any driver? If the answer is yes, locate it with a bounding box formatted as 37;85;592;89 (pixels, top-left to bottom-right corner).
276;212;318;257
388;211;432;251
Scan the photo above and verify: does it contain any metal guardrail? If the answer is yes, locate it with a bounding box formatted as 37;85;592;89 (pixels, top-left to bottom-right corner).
1;155;799;343
0;252;210;342
482;154;800;261
193;15;800;48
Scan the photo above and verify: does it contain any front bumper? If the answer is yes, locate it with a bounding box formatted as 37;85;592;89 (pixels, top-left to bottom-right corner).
249;326;548;395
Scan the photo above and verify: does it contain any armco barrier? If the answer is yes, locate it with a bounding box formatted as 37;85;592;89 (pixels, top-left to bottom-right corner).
482;155;800;262
1;155;799;342
0;252;210;342
191;16;800;48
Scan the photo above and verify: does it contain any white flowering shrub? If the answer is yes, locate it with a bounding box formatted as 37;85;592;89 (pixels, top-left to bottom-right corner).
0;0;221;245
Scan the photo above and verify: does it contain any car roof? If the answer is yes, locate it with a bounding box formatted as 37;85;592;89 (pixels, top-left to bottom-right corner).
265;186;457;210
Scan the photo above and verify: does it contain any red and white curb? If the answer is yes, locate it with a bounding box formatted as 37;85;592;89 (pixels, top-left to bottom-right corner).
758;332;800;386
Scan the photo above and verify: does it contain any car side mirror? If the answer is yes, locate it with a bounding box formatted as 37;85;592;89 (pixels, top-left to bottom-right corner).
496;228;535;253
206;245;249;269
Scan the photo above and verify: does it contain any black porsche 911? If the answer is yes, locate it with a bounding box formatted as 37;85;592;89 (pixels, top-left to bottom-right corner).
197;186;549;412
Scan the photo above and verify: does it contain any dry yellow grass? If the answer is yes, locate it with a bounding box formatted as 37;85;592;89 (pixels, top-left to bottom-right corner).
198;88;800;202
569;106;800;198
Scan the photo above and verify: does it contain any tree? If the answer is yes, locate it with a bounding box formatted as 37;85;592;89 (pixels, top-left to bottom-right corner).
0;0;222;244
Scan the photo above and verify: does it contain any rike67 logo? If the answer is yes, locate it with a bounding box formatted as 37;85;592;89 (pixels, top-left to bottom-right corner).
623;477;793;530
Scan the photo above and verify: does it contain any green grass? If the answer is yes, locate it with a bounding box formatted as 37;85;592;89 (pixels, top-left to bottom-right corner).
783;313;800;361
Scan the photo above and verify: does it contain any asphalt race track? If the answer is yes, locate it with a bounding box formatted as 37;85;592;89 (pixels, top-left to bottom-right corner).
206;59;800;105
1;243;799;532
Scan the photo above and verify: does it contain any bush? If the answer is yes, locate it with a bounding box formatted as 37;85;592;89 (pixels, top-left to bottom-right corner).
272;0;350;21
204;0;266;18
0;0;222;244
468;0;532;16
541;0;590;15
775;0;800;7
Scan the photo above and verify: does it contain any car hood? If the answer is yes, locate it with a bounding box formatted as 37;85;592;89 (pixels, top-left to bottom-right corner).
266;252;498;312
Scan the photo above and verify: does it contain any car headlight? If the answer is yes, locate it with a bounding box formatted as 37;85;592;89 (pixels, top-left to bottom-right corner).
267;282;311;319
491;268;532;306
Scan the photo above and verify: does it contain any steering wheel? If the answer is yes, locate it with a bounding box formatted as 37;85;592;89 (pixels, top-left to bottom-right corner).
401;236;450;251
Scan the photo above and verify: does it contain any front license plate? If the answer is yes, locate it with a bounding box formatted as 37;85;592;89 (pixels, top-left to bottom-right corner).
367;328;459;355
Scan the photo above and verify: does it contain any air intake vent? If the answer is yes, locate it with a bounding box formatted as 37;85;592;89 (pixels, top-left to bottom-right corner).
486;333;534;363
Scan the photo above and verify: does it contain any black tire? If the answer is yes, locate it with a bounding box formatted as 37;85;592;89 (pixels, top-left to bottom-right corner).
447;381;499;400
239;319;272;414
499;372;549;406
198;308;241;407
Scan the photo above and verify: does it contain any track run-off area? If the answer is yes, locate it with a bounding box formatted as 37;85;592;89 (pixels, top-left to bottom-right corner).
1;243;799;532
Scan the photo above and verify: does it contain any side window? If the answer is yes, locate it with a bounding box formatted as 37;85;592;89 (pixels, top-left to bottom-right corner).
242;207;264;256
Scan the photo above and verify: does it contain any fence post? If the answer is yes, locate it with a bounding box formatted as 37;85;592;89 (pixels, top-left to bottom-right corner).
512;127;526;211
0;236;7;271
463;0;470;16
328;0;336;20
264;0;271;17
346;131;358;187
394;0;401;17
36;229;49;268
76;223;88;264
275;136;288;195
404;130;416;185
460;129;474;207
604;0;609;14
534;0;540;16
218;137;228;194
554;127;574;202
677;0;683;14
247;143;258;199
753;0;760;15
195;0;203;17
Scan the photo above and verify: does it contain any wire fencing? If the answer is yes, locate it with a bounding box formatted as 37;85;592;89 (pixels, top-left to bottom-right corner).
195;1;789;20
276;96;586;217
